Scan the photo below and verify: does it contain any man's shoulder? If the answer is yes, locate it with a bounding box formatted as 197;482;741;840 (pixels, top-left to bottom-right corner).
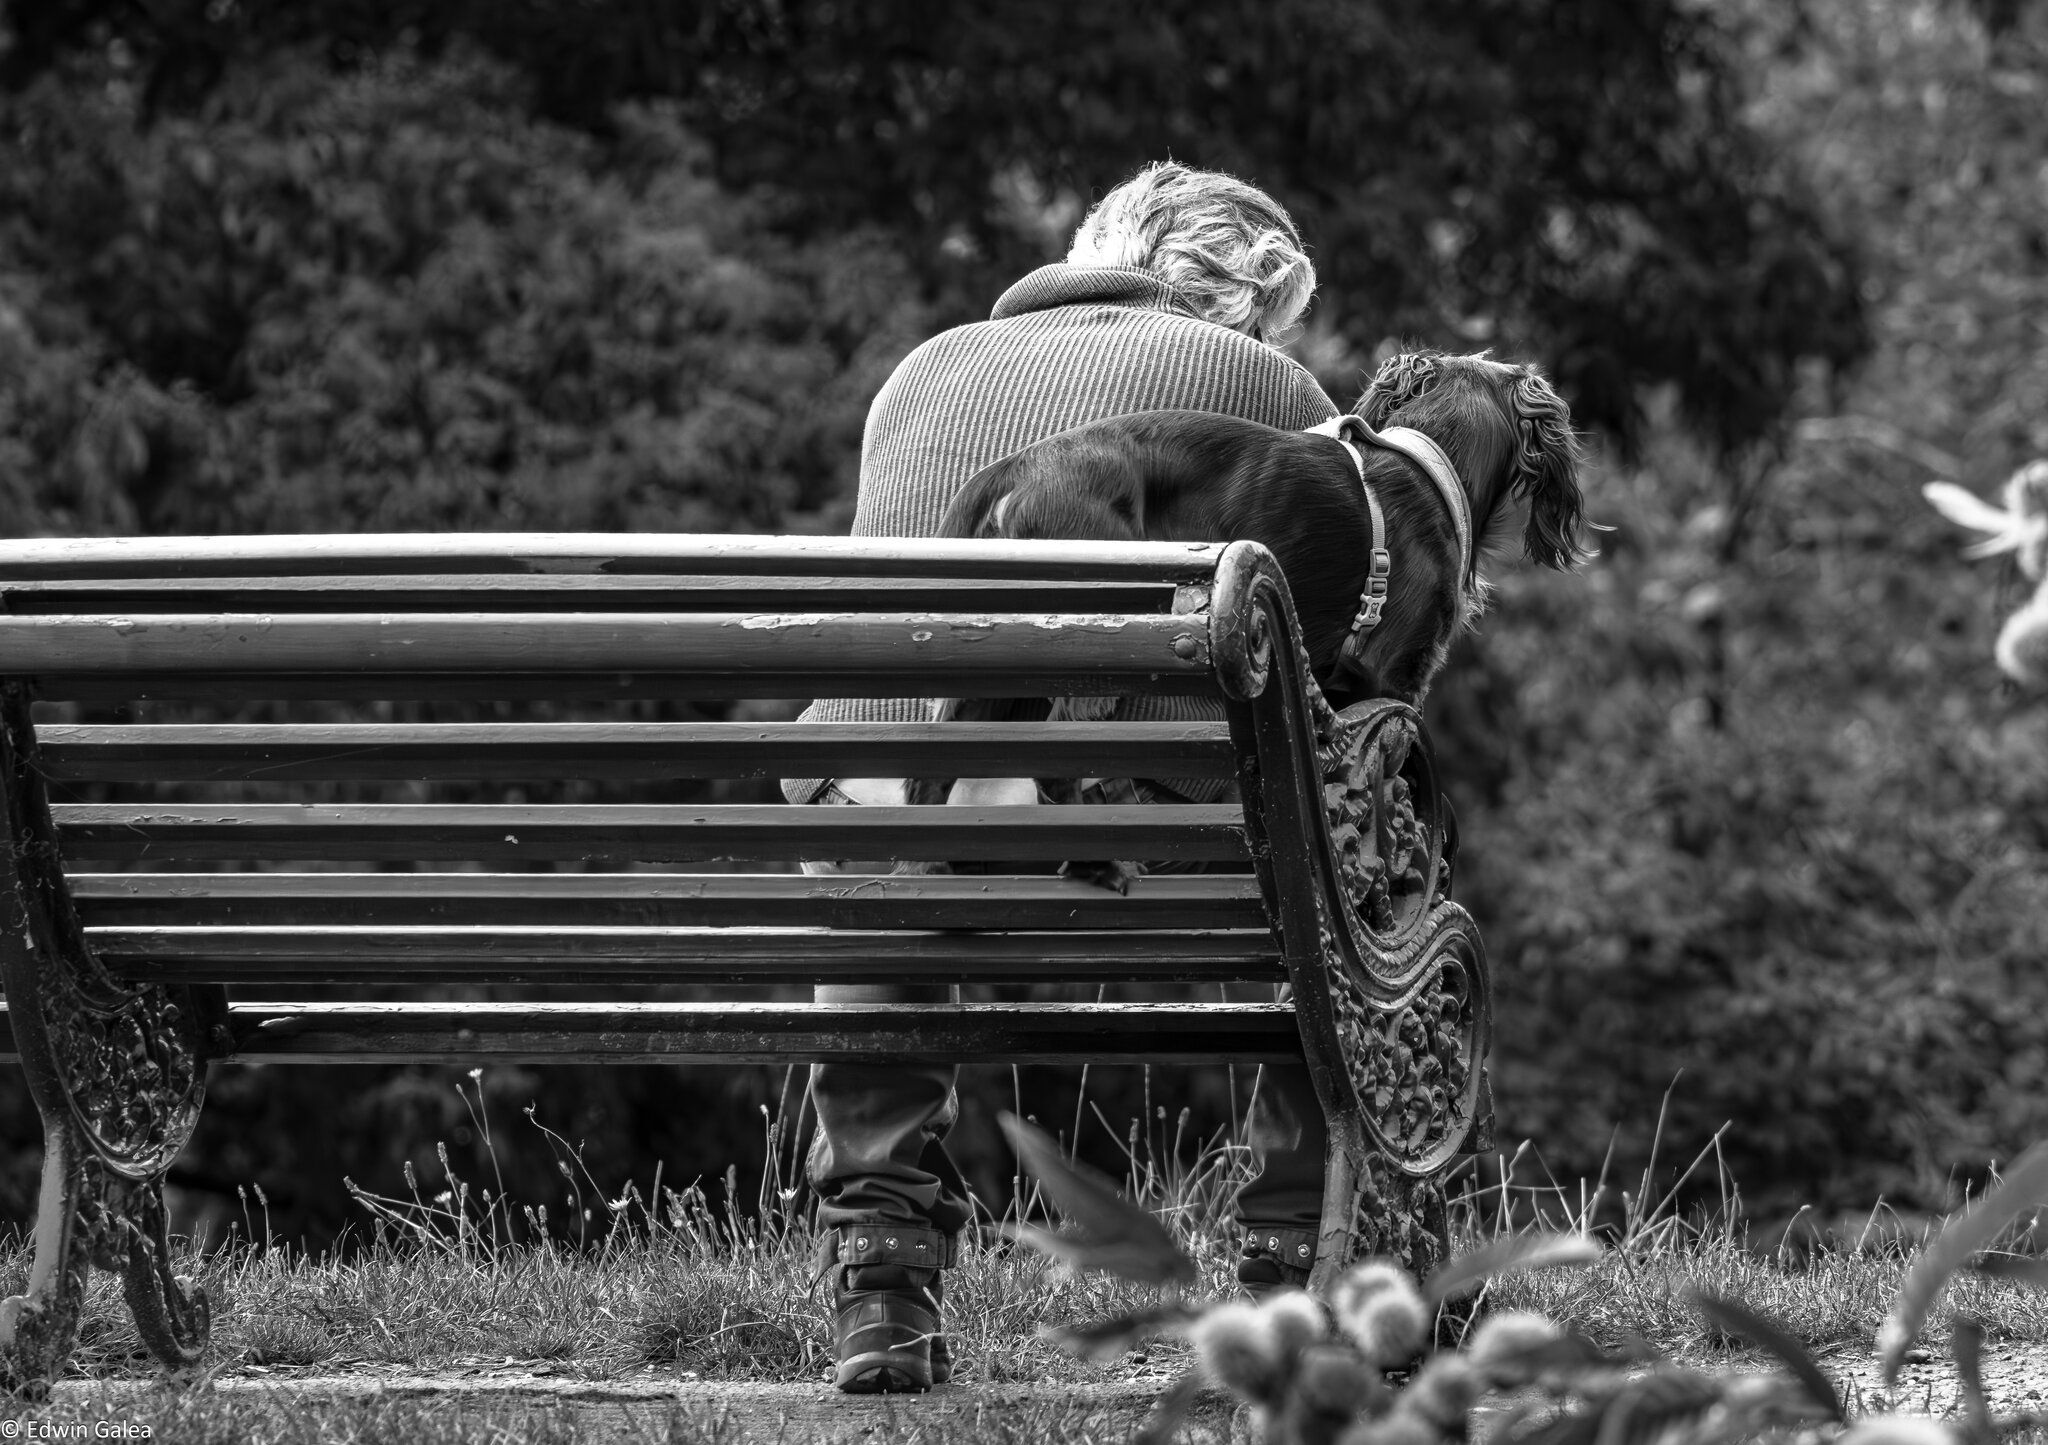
886;302;1327;397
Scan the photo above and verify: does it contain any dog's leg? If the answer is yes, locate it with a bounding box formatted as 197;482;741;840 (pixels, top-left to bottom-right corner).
1022;774;1140;896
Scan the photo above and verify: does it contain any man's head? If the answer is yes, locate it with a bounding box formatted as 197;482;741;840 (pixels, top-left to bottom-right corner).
1065;162;1315;346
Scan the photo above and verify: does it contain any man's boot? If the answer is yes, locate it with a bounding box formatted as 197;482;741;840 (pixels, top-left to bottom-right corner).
819;1225;955;1392
1236;1225;1317;1300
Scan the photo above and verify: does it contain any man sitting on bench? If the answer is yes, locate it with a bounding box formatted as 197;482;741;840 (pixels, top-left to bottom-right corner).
786;161;1340;1392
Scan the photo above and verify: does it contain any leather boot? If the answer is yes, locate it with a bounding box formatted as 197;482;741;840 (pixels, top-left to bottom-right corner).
1236;1225;1317;1300
819;1225;955;1392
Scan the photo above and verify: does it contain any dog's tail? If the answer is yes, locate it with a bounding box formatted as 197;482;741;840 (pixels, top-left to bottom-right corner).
938;461;1020;539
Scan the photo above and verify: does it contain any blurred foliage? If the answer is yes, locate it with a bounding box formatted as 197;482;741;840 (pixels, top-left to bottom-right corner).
3;0;1867;452
0;44;930;538
1432;0;2048;1217
0;0;2041;1243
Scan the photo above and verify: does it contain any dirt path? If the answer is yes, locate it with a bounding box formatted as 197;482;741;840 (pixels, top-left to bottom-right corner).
39;1342;2048;1444
55;1368;1238;1443
1824;1342;2048;1420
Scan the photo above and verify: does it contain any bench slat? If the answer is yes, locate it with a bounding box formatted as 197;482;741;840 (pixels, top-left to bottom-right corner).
1;574;1185;615
51;803;1249;862
0;1001;1296;1065
206;1001;1303;1064
85;925;1280;983
38;722;1236;782
69;872;1264;929
0;611;1210;681
20;669;1218;704
0;534;1227;583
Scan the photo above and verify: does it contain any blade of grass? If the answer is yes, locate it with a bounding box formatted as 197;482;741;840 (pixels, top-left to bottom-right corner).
1879;1142;2048;1385
1692;1291;1843;1423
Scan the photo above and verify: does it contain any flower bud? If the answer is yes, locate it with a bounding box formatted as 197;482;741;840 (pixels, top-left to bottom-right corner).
1400;1354;1480;1431
1330;1260;1430;1367
1262;1288;1329;1357
1465;1311;1560;1386
1190;1300;1288;1403
1295;1341;1387;1418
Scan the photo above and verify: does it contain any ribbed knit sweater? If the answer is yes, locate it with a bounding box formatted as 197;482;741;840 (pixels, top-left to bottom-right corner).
783;263;1338;804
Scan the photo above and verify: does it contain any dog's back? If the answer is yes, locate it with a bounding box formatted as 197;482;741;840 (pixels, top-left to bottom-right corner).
942;410;1379;677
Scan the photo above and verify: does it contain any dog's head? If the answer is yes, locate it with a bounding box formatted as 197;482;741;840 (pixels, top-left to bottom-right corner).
1353;350;1586;575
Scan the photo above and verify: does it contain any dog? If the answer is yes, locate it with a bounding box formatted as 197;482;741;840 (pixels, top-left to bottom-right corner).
901;349;1587;888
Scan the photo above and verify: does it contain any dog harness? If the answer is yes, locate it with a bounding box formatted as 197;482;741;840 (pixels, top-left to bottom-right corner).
1305;414;1474;680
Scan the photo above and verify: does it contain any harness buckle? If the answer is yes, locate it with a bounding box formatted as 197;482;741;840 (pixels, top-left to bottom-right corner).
1351;549;1392;633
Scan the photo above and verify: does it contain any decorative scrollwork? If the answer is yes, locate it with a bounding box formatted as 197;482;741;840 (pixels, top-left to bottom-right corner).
51;985;207;1179
1210;540;1279;701
1315;700;1446;950
1213;544;1491;1279
1317;899;1483;1174
0;682;214;1389
1351;1151;1452;1280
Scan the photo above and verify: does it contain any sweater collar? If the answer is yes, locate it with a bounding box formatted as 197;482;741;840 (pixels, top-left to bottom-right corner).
990;264;1191;321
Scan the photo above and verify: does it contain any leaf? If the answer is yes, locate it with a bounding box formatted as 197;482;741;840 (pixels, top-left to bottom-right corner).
1424;1232;1605;1304
1131;1371;1205;1445
1496;1330;1633;1376
1879;1142;2048;1386
1691;1291;1843;1422
996;1111;1199;1287
1586;1370;1727;1445
1972;1256;2048;1289
1038;1301;1203;1361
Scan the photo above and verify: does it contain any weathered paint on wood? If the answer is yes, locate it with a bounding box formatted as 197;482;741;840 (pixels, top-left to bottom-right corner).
0;573;1181;616
0;611;1213;679
68;871;1265;930
38;721;1236;782
21;668;1219;704
51;803;1249;862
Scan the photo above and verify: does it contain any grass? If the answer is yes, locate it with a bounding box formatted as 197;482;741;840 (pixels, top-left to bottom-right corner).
1453;1133;2048;1361
4;1087;2045;1442
16;1177;1253;1388
10;1218;2045;1443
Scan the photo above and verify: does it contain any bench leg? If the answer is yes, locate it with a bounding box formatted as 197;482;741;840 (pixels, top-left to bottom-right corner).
0;1126;209;1394
1305;1093;1453;1292
0;685;213;1394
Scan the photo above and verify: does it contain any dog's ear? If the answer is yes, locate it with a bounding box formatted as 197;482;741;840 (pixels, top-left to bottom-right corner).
938;463;1019;539
1352;350;1443;427
1508;366;1587;571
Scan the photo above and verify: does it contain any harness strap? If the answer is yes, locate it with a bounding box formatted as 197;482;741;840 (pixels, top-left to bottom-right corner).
1306;414;1473;680
1373;423;1473;577
1306;419;1391;662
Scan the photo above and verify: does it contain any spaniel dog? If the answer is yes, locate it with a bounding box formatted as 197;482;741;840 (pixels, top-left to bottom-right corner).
904;349;1587;888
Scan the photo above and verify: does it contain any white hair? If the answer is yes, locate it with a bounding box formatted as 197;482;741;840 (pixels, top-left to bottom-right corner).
1066;162;1316;345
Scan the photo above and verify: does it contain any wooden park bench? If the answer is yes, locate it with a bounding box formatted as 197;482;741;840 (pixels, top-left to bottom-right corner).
0;533;1490;1388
